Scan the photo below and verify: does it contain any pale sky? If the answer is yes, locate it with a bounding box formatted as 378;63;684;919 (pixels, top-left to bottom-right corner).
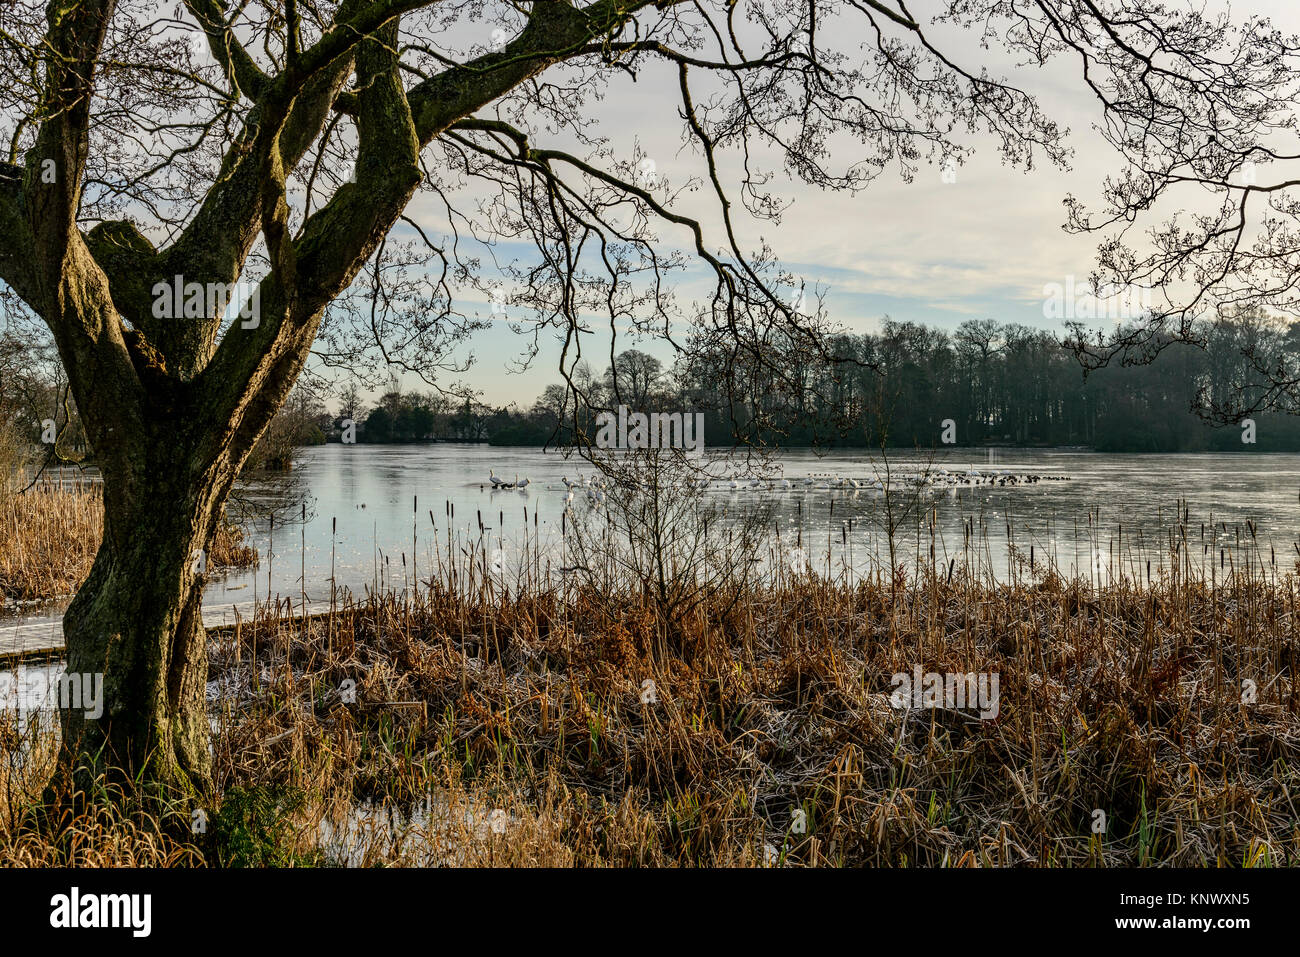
417;0;1300;408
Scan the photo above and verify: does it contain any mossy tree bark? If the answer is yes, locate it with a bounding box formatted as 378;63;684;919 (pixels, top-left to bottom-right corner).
59;452;227;792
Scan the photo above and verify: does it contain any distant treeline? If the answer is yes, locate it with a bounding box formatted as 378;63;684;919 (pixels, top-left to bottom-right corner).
346;315;1300;452
10;314;1300;460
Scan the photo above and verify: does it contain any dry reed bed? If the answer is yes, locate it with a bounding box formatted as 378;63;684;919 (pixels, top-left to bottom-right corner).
3;561;1298;866
0;482;257;603
0;485;102;603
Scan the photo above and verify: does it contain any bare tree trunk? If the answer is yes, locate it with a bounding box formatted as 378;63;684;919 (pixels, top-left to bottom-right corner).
57;443;229;796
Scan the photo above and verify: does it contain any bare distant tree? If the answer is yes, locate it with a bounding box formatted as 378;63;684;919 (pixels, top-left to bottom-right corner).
605;349;662;408
337;381;362;421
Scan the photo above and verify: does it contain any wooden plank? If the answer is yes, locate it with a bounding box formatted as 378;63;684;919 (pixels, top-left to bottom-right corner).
1;598;341;664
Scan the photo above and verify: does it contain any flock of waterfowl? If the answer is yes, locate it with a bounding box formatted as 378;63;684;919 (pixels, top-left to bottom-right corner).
487;469;532;490
483;467;1070;508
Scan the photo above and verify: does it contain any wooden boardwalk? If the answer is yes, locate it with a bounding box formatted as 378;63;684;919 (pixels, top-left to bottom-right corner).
1;598;338;664
0;616;64;662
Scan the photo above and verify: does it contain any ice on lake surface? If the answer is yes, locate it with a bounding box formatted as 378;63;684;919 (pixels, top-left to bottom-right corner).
203;443;1300;605
8;444;1299;637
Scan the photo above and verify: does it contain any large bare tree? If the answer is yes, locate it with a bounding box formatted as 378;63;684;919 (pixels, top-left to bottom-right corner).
0;0;1288;794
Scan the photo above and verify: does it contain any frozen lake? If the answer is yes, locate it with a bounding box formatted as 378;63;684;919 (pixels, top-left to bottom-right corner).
6;444;1300;656
209;443;1300;602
